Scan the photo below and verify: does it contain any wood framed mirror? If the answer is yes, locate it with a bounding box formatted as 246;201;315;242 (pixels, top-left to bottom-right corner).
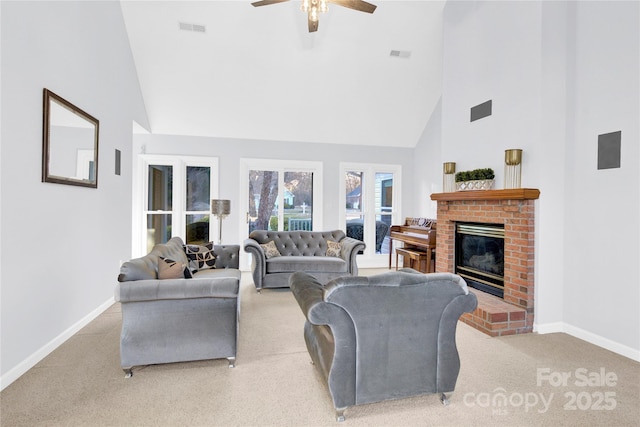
42;89;99;188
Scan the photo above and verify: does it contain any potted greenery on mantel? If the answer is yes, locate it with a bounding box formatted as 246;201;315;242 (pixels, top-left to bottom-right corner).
455;168;495;191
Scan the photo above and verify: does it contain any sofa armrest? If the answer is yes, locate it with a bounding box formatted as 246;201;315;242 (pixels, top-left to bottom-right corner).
290;271;357;409
243;238;266;289
337;236;366;276
118;255;158;282
437;290;478;392
291;272;358;331
115;277;239;303
214;245;240;269
290;271;325;317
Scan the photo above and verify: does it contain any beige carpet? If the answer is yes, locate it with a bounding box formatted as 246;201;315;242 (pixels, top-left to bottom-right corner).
2;270;639;426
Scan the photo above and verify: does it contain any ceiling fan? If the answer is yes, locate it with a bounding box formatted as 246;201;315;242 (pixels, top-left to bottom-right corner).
251;0;377;33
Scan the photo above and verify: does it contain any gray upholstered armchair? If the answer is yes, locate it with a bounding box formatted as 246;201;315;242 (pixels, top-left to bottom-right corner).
290;269;478;421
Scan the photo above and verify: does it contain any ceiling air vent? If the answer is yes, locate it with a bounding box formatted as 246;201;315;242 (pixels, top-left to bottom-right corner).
390;50;411;59
179;22;206;33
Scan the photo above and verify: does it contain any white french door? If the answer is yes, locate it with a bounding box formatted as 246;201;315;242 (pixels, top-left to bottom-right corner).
340;162;401;267
239;158;323;269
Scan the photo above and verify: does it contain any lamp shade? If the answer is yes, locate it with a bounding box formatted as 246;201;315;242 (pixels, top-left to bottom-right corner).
211;199;230;216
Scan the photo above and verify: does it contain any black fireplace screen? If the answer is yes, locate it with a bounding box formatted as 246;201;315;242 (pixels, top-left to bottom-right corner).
455;222;505;298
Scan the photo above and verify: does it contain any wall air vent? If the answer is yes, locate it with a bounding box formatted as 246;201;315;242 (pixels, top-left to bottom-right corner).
390;50;411;58
179;22;206;33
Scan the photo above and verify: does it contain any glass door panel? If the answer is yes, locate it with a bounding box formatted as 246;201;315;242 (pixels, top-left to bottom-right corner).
375;172;393;254
146;165;173;253
186;214;209;245
185;166;211;245
248;169;315;233
147;214;172;253
345;171;365;249
186;166;210;210
284;171;313;231
248;170;279;233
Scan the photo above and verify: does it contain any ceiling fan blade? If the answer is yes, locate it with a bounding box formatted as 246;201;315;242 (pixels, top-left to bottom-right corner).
329;0;377;14
251;0;290;7
308;17;319;32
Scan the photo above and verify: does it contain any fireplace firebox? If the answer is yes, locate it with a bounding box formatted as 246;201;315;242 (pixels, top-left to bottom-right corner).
455;222;505;298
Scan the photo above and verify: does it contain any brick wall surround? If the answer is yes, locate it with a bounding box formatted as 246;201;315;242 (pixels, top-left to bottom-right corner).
431;189;540;336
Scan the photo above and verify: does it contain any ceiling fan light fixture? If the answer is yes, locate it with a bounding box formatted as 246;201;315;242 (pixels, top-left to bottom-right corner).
303;0;327;22
253;0;375;33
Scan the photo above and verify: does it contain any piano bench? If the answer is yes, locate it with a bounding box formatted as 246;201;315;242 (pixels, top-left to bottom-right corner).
395;247;433;273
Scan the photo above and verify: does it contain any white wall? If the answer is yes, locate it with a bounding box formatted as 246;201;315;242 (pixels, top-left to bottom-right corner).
430;0;639;359
562;1;639;354
413;97;442;219
0;1;149;388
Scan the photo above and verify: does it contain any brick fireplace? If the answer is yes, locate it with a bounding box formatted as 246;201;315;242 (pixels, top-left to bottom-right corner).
431;189;540;336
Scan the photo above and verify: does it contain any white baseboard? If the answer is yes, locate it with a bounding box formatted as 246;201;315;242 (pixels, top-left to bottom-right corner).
0;297;115;391
535;321;640;362
533;321;565;334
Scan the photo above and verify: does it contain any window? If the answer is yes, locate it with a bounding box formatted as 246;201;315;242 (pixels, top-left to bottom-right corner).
137;155;219;255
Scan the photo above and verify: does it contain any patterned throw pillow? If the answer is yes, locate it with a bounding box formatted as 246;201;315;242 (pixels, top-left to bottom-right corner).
184;242;217;271
260;240;281;259
326;240;342;258
158;257;192;279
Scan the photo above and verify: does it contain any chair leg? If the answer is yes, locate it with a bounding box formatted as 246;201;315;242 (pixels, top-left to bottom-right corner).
227;357;236;368
441;393;450;406
123;368;133;379
335;408;346;422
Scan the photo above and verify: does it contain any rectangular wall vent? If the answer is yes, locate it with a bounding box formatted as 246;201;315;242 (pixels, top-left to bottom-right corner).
390;50;411;58
179;22;206;33
470;100;492;122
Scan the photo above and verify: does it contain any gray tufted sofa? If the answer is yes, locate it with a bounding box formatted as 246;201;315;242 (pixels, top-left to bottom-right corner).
115;237;241;377
243;230;365;292
290;269;478;421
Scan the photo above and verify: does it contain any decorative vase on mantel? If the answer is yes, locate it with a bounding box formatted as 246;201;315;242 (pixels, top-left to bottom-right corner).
454;168;496;191
443;162;456;192
455;179;495;191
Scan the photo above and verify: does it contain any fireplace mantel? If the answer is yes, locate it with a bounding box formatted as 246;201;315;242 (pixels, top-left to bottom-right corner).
431;188;540;202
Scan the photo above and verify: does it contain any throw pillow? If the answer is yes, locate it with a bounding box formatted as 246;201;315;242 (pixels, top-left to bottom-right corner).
326;240;342;257
158;257;192;279
184;242;217;271
260;240;281;259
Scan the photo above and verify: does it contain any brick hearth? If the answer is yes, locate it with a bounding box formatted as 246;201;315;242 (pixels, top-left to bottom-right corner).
431;189;540;336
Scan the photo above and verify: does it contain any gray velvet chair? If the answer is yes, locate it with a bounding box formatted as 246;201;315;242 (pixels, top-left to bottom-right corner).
290;269;478;421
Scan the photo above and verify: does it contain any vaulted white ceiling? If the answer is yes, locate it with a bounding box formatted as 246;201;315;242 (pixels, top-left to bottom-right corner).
121;0;445;147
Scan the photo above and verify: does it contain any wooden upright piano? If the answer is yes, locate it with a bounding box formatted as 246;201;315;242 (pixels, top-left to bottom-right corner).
388;218;437;273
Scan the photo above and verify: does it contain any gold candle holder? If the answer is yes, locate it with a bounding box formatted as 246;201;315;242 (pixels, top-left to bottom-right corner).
443;162;456;192
504;149;522;189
